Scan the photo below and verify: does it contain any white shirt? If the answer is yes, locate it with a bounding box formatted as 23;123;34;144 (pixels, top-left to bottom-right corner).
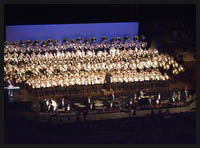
185;90;188;97
158;93;161;100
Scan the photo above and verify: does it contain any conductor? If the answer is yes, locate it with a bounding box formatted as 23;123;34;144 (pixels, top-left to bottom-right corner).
105;73;112;90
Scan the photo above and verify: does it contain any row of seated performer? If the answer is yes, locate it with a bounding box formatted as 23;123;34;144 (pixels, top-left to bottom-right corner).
4;35;148;55
4;35;184;89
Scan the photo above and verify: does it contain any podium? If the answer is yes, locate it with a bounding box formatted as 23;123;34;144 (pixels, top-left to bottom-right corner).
4;86;20;102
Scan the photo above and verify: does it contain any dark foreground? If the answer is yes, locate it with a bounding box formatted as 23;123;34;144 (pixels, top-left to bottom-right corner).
5;110;195;144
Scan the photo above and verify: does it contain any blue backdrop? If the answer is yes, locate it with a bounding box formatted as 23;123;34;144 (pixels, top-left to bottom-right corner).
6;22;139;43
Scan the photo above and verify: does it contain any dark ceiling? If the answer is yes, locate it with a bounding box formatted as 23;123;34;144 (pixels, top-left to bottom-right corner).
4;4;195;25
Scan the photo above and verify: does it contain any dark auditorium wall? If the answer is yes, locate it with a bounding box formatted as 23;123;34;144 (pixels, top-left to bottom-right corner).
137;4;195;50
4;4;135;25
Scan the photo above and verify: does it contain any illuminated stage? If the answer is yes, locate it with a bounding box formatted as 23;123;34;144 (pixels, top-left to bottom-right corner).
4;23;192;113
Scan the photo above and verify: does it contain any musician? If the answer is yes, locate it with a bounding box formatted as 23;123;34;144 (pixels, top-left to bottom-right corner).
158;93;161;101
112;92;115;101
179;89;185;103
67;104;70;112
177;90;181;102
184;87;188;97
130;107;134;117
61;98;65;109
88;96;91;104
41;99;48;112
105;73;112;90
172;91;176;102
149;98;152;105
47;100;52;112
156;99;160;105
140;90;144;98
90;103;93;110
134;94;137;103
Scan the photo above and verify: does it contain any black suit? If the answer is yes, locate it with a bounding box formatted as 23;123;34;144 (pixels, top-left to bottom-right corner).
105;73;111;90
181;90;186;102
